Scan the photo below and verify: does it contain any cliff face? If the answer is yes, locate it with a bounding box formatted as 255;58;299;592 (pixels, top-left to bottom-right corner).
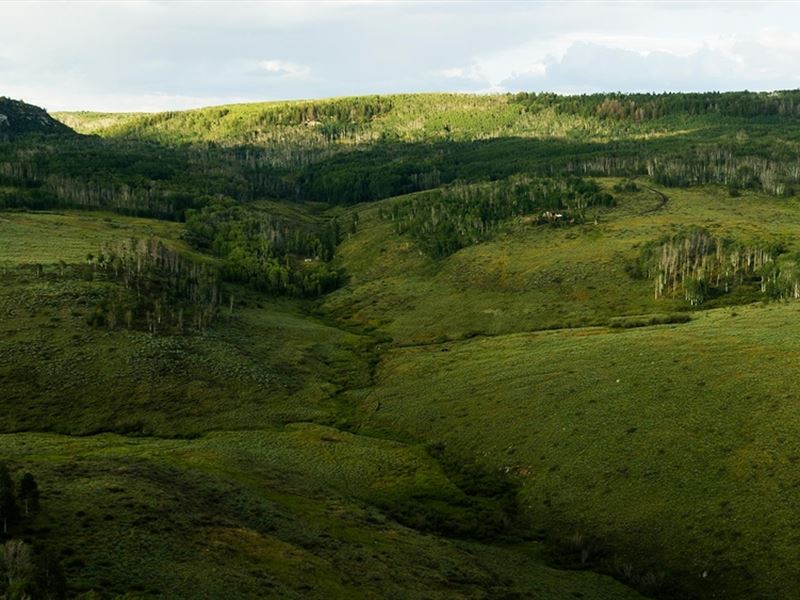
0;97;73;140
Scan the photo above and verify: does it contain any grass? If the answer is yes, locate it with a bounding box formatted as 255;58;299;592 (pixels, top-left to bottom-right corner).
2;427;643;599
323;180;800;344
7;178;800;597
359;302;800;598
314;179;800;597
0;211;189;266
0;267;372;436
0;209;643;598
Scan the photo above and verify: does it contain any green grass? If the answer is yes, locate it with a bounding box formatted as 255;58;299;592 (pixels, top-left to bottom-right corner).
0;211;373;435
0;210;643;598
2;427;643;599
323;180;800;344
0;211;189;266
359;302;800;598
0;270;371;436
51;112;147;136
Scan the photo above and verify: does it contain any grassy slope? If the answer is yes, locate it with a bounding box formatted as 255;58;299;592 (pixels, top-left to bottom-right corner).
325;180;800;344
6;426;643;599
51;112;145;136
0;212;368;436
0;210;642;598
318;179;800;597
53;94;715;146
361;303;800;599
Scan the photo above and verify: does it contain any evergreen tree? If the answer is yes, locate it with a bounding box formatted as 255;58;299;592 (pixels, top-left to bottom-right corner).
17;474;39;518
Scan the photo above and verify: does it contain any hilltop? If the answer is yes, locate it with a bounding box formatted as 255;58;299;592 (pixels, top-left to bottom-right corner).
0;97;73;140
55;89;800;146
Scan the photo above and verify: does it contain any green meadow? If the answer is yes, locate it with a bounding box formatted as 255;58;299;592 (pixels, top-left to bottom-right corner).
7;91;800;598
0;209;644;598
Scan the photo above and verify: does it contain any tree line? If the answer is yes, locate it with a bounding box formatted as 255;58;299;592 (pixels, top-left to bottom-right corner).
512;90;800;121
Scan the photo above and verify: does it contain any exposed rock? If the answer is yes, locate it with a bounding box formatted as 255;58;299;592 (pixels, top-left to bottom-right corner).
0;97;73;140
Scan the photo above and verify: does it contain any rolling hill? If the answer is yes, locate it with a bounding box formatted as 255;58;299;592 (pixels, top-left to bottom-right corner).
4;91;800;598
0;97;73;141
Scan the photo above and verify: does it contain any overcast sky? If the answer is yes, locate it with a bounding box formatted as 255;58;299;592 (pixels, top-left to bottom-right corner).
4;1;800;112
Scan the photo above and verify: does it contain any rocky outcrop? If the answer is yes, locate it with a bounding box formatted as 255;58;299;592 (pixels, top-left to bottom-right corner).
0;97;73;141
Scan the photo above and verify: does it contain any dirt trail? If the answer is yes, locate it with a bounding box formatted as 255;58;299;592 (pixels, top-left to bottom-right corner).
640;183;669;213
626;175;669;214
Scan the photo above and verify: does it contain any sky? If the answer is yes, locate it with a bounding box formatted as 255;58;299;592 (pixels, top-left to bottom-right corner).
4;1;800;112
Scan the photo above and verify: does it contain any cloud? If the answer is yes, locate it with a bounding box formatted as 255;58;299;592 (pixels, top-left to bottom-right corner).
257;60;311;79
446;28;800;94
4;2;800;110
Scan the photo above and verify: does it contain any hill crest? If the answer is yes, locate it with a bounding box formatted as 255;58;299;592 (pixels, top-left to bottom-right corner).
0;97;73;140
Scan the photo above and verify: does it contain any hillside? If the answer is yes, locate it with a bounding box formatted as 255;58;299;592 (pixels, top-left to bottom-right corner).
0;97;73;141
4;92;800;598
55;90;800;147
0;209;644;600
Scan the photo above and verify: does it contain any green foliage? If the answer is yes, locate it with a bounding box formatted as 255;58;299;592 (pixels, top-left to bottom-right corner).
185;203;344;296
512;90;800;121
86;237;221;333
384;176;614;257
632;227;795;305
613;180;639;193
0;541;66;600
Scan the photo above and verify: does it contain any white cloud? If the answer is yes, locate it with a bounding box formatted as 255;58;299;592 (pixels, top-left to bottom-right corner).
441;67;468;79
444;27;800;94
4;2;800;110
257;60;311;79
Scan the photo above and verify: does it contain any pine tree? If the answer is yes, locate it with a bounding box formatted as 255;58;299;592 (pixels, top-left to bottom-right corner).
17;474;39;518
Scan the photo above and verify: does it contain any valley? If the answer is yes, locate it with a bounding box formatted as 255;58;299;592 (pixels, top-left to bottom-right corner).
4;91;800;598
